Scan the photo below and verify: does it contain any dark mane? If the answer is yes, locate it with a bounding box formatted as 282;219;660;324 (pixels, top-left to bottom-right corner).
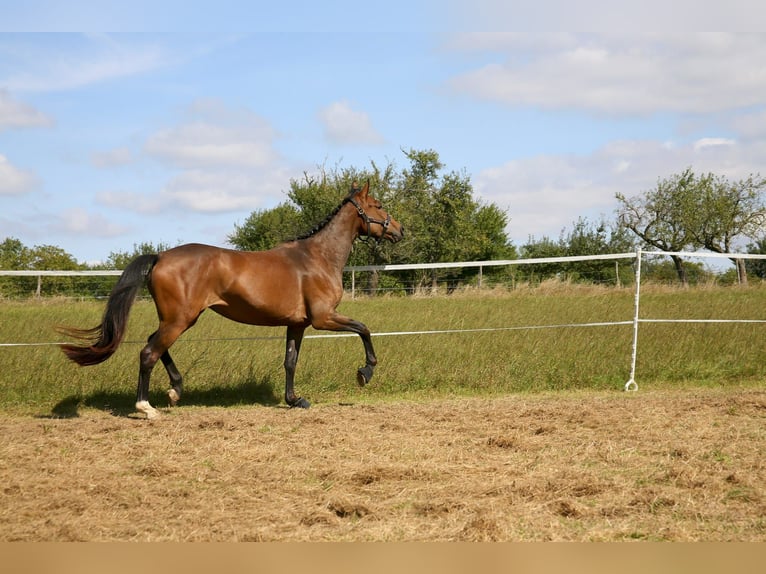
293;194;354;241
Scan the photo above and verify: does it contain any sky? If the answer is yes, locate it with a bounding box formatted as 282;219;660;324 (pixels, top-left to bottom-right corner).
2;2;766;264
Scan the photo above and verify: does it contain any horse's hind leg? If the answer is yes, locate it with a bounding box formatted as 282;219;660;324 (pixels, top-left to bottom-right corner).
135;324;186;419
136;343;161;420
161;351;183;406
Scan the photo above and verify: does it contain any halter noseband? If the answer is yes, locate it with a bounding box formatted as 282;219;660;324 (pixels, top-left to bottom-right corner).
348;196;391;242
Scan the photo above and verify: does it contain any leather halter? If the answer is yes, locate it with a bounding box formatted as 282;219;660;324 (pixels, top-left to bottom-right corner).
348;196;391;242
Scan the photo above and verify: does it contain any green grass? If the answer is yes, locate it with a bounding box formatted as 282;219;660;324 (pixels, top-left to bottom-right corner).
1;283;766;416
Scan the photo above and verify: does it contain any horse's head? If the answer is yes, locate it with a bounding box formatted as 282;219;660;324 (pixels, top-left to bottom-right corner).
348;180;404;243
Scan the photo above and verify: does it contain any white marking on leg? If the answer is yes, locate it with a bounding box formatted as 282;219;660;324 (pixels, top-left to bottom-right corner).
168;388;180;406
135;400;160;420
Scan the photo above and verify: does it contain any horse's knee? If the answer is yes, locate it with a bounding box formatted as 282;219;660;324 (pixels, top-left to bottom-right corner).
140;345;160;369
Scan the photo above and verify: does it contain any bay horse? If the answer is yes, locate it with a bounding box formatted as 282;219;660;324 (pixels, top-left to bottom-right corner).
58;181;403;419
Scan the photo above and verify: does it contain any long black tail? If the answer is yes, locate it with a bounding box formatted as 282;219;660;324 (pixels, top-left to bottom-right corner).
58;254;159;366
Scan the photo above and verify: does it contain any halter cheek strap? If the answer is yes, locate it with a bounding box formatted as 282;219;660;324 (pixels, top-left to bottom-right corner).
348;197;391;242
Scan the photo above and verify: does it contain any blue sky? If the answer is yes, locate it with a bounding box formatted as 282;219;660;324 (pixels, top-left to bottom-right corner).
2;3;766;264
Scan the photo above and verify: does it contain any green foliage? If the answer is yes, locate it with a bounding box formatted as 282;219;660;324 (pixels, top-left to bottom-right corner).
746;237;766;279
0;238;32;270
641;258;713;285
227;150;516;293
0;237;84;297
0;240;181;299
520;217;636;285
101;241;176;270
229;203;302;251
1;238;80;271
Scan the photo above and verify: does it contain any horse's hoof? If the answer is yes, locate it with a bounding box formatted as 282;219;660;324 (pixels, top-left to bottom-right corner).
290;397;311;409
356;365;374;387
168;388;180;406
135;400;160;420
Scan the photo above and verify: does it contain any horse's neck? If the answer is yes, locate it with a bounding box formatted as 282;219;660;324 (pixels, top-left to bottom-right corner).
305;207;358;271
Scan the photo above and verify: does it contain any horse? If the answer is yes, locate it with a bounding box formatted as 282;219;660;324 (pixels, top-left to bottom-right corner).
58;181;404;419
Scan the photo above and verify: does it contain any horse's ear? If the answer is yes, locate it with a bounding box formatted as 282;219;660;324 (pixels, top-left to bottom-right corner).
348;179;370;199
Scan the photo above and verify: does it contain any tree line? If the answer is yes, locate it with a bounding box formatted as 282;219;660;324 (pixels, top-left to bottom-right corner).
2;149;766;297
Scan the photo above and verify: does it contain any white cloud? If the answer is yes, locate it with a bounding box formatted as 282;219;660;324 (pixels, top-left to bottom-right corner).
729;109;766;140
475;136;764;244
145;122;278;169
52;208;129;237
0;154;38;195
318;100;385;145
96;167;292;216
95;190;163;214
144;99;279;169
2;34;167;93
91;147;133;168
447;33;766;116
159;169;288;213
693;138;735;152
0;90;54;131
443;2;766;37
97;99;295;215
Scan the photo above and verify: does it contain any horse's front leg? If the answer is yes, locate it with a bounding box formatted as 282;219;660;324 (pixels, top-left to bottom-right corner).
354;323;377;387
312;312;377;387
284;325;310;408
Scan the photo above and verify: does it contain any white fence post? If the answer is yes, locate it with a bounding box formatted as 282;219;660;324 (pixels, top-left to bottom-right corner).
625;248;642;392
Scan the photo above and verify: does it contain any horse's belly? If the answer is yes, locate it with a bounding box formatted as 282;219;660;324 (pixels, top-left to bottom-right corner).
210;298;308;327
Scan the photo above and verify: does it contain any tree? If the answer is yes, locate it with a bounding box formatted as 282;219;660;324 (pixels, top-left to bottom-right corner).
228;150;515;293
102;241;176;269
617;169;766;285
0;238;32;297
521;217;635;285
745;237;766;279
28;244;81;270
520;234;567;283
564;217;636;284
0;238;81;297
0;237;31;269
0;238;80;272
616;169;697;285
684;173;766;284
229;204;301;252
392;149;515;290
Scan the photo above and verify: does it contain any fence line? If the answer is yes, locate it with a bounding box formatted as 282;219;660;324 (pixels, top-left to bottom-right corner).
0;320;634;349
4;249;766;391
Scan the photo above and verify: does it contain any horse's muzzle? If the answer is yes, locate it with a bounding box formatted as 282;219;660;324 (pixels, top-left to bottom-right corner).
387;225;404;243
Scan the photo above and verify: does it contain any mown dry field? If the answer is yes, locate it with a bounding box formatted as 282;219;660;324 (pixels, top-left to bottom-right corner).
1;387;764;541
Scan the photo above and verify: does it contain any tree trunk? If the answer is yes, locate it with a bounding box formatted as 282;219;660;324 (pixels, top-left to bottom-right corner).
671;255;688;286
735;258;748;285
367;269;380;294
